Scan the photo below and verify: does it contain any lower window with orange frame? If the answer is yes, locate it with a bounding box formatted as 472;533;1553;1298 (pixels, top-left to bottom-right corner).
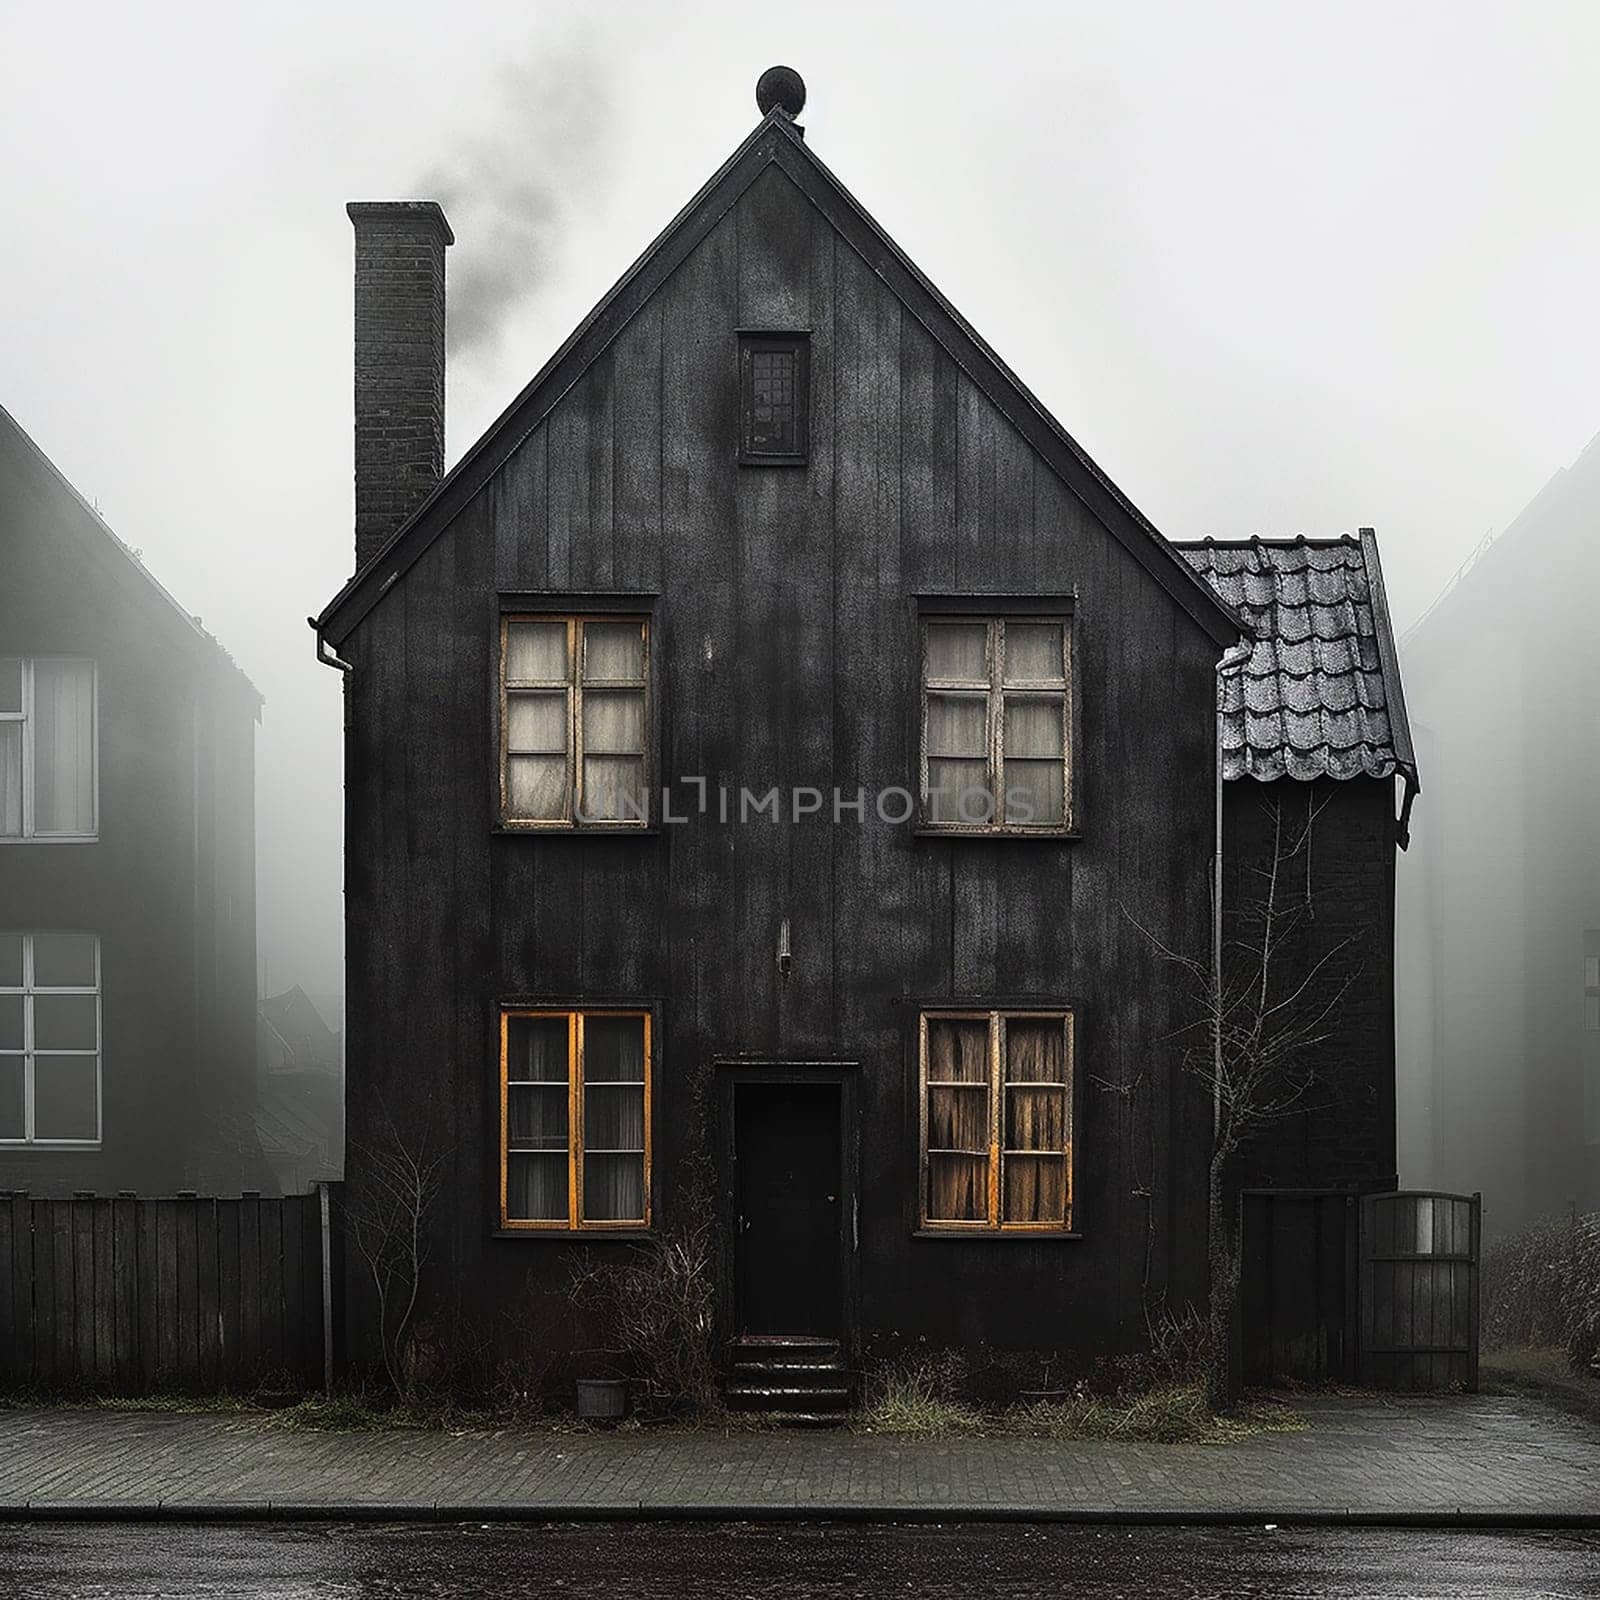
500;1009;651;1230
919;1010;1074;1232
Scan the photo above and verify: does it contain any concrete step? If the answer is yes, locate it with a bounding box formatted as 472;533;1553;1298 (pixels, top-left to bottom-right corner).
725;1383;852;1410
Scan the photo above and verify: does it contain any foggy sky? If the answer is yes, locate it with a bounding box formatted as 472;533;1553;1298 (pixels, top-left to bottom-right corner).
3;0;1598;1005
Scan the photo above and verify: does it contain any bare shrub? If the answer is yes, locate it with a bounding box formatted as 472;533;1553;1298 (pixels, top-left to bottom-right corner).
569;1220;718;1411
1483;1211;1600;1372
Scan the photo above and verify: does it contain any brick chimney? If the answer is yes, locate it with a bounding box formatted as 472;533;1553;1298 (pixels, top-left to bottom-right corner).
347;201;454;572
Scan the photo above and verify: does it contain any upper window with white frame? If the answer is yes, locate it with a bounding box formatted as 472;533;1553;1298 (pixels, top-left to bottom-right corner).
0;932;102;1146
920;618;1071;833
0;657;97;840
499;616;650;829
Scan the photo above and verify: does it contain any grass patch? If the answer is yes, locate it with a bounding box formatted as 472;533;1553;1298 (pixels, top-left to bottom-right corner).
854;1366;1305;1444
1483;1347;1600;1429
1005;1384;1306;1445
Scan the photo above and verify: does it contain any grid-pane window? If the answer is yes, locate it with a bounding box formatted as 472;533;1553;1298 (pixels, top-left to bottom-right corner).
0;658;97;840
0;932;101;1145
502;1010;650;1230
501;618;648;827
740;335;809;461
920;620;1069;832
920;1010;1074;1231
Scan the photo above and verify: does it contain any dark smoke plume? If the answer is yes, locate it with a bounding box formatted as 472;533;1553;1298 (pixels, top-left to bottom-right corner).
420;39;614;361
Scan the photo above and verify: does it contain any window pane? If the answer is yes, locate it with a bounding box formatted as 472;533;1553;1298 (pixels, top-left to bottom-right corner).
0;934;20;988
507;1016;569;1083
1003;760;1064;825
928;1085;988;1151
32;659;94;835
507;1083;568;1151
1006;1019;1068;1084
32;932;96;988
583;1153;645;1222
585;1084;644;1151
927;1154;988;1222
582;622;644;682
1003;1154;1066;1224
507;1152;567;1221
927;759;992;824
583;690;644;754
1587;955;1600;989
0;1058;22;1139
1587;995;1600;1032
33;993;97;1050
1003;696;1064;758
925;623;988;683
926;693;986;757
0;723;19;837
505;622;568;683
33;1054;97;1141
507;755;569;820
927;1018;990;1083
0;995;19;1050
585;1015;646;1082
0;658;20;714
581;756;646;822
506;690;566;754
1004;623;1065;683
1006;1087;1066;1150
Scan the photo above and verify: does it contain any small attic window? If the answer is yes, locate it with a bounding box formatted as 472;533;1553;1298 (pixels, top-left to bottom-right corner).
739;333;809;464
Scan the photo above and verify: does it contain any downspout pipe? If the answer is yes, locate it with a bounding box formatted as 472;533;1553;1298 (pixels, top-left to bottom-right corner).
309;617;353;674
1213;639;1254;1138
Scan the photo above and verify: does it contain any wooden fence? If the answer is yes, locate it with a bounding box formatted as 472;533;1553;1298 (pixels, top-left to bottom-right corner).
0;1192;330;1394
1241;1190;1359;1387
1242;1187;1481;1392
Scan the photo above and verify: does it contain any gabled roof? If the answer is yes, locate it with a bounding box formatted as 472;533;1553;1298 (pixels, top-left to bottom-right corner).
315;108;1240;650
1;403;262;709
1175;532;1418;798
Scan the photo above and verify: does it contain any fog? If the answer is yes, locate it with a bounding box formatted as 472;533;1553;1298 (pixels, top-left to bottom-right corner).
3;1;1598;1192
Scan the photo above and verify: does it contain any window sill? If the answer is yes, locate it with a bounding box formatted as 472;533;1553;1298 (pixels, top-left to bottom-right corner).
492;1227;651;1242
737;454;809;467
914;1228;1082;1242
913;828;1081;843
0;836;99;846
0;1142;104;1152
492;825;661;838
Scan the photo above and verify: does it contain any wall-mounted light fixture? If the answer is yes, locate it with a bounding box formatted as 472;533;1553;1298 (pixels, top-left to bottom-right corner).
777;918;792;981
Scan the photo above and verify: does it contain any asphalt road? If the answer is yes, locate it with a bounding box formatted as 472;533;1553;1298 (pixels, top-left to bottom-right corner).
1;1521;1597;1599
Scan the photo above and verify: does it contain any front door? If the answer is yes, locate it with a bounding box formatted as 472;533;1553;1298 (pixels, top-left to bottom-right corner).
734;1082;842;1336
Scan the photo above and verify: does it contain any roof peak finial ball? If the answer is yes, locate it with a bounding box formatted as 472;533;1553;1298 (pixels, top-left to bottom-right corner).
756;65;806;119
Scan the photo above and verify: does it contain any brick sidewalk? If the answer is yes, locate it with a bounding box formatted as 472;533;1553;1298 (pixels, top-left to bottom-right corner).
0;1395;1597;1521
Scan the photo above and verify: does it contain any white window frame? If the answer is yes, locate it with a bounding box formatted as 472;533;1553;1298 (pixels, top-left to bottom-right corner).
0;932;103;1147
0;656;100;843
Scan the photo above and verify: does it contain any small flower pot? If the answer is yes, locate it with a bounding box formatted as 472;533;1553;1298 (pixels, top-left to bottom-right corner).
575;1378;628;1422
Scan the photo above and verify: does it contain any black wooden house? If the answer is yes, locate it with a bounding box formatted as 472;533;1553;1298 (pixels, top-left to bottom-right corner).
0;404;265;1196
315;74;1415;1400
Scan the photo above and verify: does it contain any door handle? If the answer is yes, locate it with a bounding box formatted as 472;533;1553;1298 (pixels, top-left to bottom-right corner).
827;1194;837;1204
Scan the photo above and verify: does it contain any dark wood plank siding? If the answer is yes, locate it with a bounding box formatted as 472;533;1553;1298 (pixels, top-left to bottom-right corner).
342;163;1221;1369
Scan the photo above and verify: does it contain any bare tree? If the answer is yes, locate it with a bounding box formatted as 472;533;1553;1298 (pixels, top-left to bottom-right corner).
344;1101;447;1404
1134;793;1353;1412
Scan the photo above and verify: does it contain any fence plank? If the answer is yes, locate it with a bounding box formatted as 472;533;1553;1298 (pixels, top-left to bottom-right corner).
196;1200;221;1391
176;1199;200;1389
112;1197;138;1390
238;1195;262;1383
258;1199;287;1382
154;1199;179;1389
217;1199;242;1389
6;1198;32;1385
92;1200;115;1387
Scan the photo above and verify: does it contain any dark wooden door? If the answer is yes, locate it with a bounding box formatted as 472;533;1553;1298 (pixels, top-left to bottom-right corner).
734;1083;842;1336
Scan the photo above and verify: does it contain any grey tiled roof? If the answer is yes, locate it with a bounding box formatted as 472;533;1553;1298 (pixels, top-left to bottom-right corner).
1174;533;1417;790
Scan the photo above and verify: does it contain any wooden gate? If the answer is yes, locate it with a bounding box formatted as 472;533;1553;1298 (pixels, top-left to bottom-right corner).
1358;1191;1480;1392
1241;1190;1358;1385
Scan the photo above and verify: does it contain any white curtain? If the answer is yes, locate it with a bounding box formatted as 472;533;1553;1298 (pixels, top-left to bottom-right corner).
581;689;644;820
506;690;568;820
926;622;988;682
1002;693;1065;824
32;660;95;835
582;622;643;682
582;1016;645;1222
